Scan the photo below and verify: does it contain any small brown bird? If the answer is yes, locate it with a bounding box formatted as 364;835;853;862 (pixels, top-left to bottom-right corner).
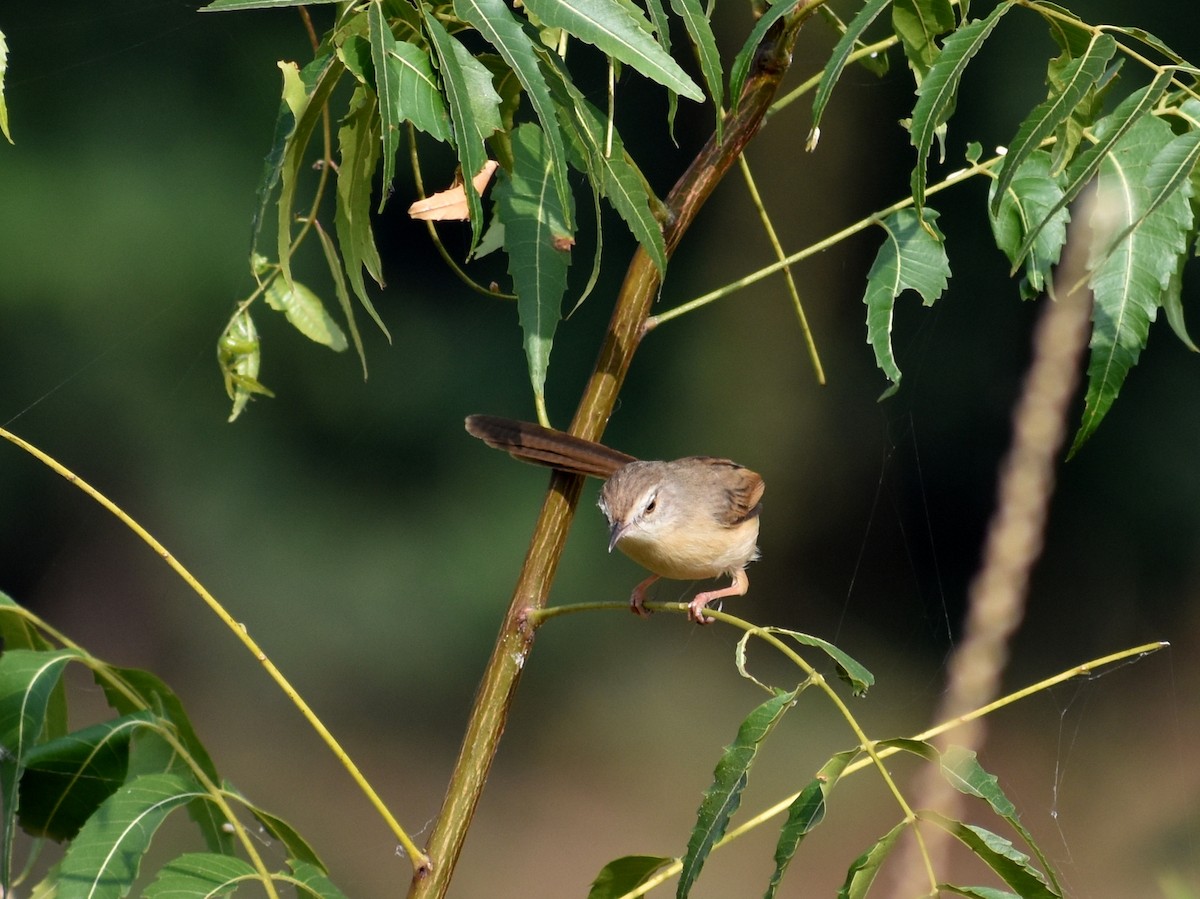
465;415;764;623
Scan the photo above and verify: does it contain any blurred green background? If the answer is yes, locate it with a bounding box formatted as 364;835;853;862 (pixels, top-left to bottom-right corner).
2;1;1198;896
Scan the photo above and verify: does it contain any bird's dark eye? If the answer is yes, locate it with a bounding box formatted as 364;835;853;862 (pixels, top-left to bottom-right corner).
645;496;657;514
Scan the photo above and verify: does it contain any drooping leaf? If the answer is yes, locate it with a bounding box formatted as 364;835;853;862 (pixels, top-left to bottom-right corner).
218;307;273;422
677;688;798;898
989;32;1116;216
587;856;674;899
265;275;350;351
543;60;666;272
988;150;1069;298
838;819;906;899
245;802;328;870
369;0;402;204
1012;72;1174;274
384;40;451;144
334;86;392;339
143;852;258;898
809;0;892;150
1071;114;1194;455
287;859;352;899
56;772;206;899
0;649;82;886
909;1;1011;208
0;28;12;143
18;712;155;841
453;0;574;232
316;222;369;376
495;123;576;408
917;810;1060;899
665;0;722;131
891;0;955;80
422;9;502;249
274;52;343;290
520;0;703;101
764;750;856;898
862;207;950;398
736;627;875;696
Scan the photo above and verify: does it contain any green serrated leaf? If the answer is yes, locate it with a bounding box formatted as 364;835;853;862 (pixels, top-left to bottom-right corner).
938;886;1022;899
863;207;950;398
521;0;703;101
665;0;722;132
287;859;351;899
588;856;673;899
1012;72;1173;274
731;0;803;112
678;688;798;898
838;819;906;899
892;0;955;80
275;52;343;291
0;28;12;143
738;627;875;696
265;275;350;351
369;0;402;205
764;750;856;898
989;31;1116;216
453;0;574;233
918;810;1059;899
422;9;501;249
201;0;341;9
909;1;1011;208
144;852;258;898
387;40;452;144
57;772;206;899
1;649;82;886
334;87;392;338
1071;114;1194;455
809;0;891;149
989;150;1068;298
495;123;575;407
543;62;666;272
218;308;274;422
18;712;155;842
316;223;369;376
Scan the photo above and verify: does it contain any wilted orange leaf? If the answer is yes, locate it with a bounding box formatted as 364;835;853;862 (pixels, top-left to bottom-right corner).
408;160;499;221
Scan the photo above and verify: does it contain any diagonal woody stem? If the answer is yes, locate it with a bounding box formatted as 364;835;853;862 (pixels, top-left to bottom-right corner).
408;8;818;897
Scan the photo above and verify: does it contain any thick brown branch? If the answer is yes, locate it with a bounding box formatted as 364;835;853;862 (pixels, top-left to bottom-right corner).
409;10;815;897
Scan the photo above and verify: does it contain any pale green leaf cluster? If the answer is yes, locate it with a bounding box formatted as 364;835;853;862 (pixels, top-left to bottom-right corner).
202;0;735;418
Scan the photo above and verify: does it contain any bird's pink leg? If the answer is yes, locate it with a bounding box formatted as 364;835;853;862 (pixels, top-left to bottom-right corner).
629;574;660;617
687;569;749;624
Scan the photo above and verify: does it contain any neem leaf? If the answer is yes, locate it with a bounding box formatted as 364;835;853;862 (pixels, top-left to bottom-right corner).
265;274;349;351
144;852;257;898
863;207;950;399
588;856;673;899
677;688;798;898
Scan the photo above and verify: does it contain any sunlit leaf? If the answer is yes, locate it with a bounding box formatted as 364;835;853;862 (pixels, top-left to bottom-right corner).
588;856;673;899
862;208;950;398
910;1;1011;208
265;276;350;351
144;852;257;898
453;0;574;234
918;810;1060;899
18;712;154;841
287;859;351;899
989;31;1116;216
838;820;906;899
369;0;402;203
764;750;856;898
218;308;273;423
1071;114;1194;455
988;150;1068;299
520;0;703;101
57;772;206;899
0;28;12;143
678;688;798;898
495;123;576;408
892;0;955;80
666;0;722;131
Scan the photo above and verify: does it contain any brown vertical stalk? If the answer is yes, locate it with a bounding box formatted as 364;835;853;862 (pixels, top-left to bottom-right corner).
409;9;816;897
887;191;1101;896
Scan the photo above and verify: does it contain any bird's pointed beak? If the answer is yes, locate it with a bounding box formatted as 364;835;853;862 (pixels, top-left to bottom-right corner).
607;519;627;553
